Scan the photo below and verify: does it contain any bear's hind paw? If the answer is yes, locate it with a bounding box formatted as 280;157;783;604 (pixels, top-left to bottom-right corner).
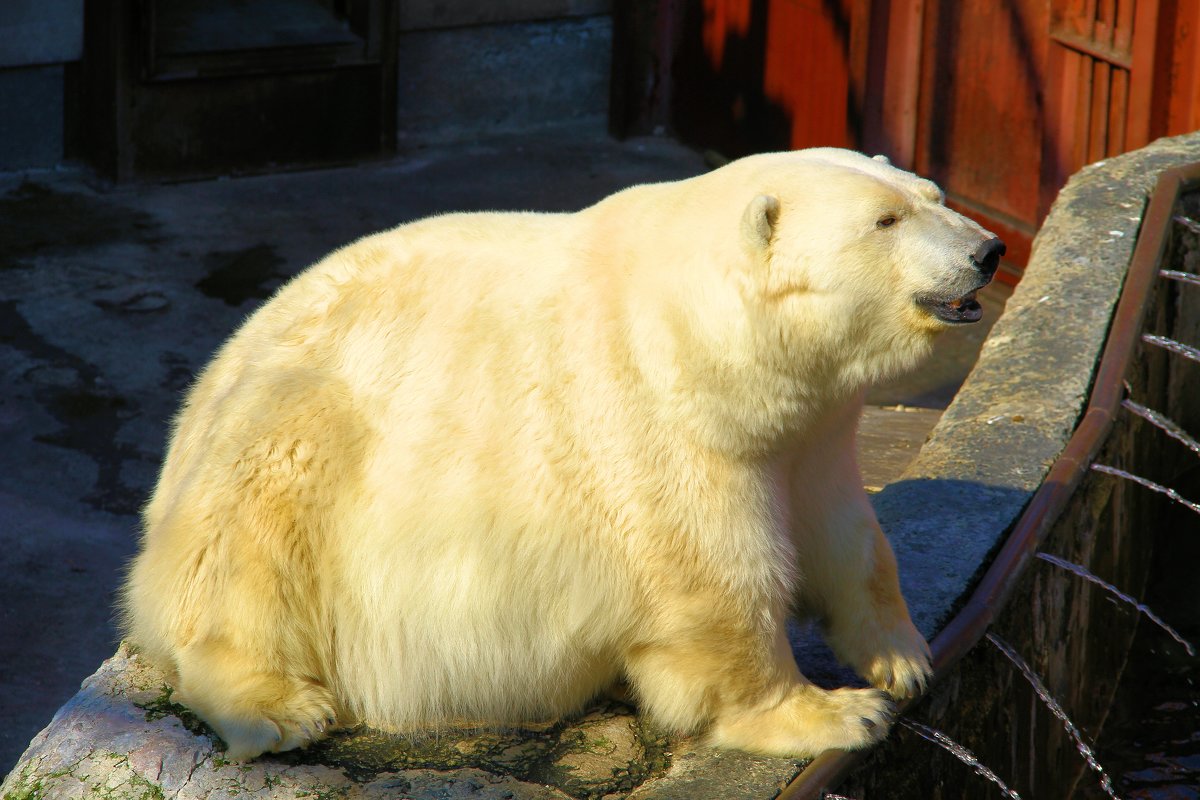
201;682;339;761
709;685;893;757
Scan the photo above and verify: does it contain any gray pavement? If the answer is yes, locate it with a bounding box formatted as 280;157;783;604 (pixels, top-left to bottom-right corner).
0;124;1007;777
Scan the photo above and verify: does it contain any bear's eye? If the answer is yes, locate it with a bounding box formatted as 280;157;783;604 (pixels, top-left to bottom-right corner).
876;215;898;229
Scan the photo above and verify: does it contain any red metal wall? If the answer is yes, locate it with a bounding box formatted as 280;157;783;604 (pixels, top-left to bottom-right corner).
619;0;1200;276
670;0;858;155
912;0;1050;270
759;0;857;150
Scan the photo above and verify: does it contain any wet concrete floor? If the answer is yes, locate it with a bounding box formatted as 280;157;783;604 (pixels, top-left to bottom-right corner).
0;125;1010;775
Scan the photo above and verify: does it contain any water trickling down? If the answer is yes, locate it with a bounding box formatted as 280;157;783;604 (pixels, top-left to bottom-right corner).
1173;214;1200;235
1143;333;1200;365
1091;463;1200;516
1121;398;1200;457
987;633;1122;800
1036;553;1196;656
1160;268;1200;289
898;718;1022;799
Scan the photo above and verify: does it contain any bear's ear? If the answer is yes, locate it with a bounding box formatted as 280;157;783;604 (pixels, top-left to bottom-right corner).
873;154;891;165
741;194;780;251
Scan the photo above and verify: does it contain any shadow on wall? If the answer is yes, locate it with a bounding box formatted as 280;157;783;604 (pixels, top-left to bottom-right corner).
670;0;796;157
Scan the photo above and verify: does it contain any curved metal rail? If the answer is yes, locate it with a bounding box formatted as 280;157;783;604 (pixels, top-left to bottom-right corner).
780;160;1200;799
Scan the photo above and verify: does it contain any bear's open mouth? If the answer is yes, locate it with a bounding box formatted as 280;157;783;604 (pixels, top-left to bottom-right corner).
920;291;983;324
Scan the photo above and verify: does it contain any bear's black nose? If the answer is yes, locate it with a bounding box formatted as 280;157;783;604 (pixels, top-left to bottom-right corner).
972;237;1006;278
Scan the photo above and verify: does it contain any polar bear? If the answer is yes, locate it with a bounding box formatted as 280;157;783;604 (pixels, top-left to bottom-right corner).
121;148;1003;762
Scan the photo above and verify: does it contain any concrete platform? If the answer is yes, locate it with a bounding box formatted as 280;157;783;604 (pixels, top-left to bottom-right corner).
0;124;1008;783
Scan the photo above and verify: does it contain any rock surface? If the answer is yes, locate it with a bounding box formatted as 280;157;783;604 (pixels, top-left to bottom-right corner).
0;645;802;799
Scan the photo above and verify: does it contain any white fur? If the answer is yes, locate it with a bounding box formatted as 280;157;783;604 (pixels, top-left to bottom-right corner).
122;149;995;760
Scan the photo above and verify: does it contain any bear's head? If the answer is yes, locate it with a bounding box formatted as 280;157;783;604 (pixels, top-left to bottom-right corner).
733;149;1003;385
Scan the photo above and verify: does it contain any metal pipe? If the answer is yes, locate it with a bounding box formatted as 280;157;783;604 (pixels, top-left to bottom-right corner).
780;161;1200;799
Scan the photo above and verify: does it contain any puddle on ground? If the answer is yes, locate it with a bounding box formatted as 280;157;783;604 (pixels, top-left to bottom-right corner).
1;299;147;514
195;243;288;306
0;181;161;269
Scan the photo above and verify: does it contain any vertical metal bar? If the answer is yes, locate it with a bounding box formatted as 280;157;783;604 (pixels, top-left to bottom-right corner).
1114;0;1135;53
1083;0;1100;37
652;0;680;130
1040;41;1078;219
1166;0;1200;134
848;0;873;148
1064;0;1091;36
1097;0;1116;47
377;0;398;152
1109;66;1129;156
1076;49;1095;167
1127;0;1161;148
1089;59;1111;162
881;0;926;171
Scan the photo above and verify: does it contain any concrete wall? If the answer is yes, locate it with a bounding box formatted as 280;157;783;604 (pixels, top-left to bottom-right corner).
0;0;83;170
398;0;611;30
396;14;613;148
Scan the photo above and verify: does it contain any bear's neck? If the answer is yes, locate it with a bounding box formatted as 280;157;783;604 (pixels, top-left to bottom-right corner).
626;297;938;459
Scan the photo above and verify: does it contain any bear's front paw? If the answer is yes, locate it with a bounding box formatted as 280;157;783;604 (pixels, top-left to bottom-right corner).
858;622;933;699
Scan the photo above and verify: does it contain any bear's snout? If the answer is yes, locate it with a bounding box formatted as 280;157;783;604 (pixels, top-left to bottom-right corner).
971;237;1006;280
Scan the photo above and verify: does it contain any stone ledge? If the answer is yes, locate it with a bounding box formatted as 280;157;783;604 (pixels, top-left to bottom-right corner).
0;644;801;800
